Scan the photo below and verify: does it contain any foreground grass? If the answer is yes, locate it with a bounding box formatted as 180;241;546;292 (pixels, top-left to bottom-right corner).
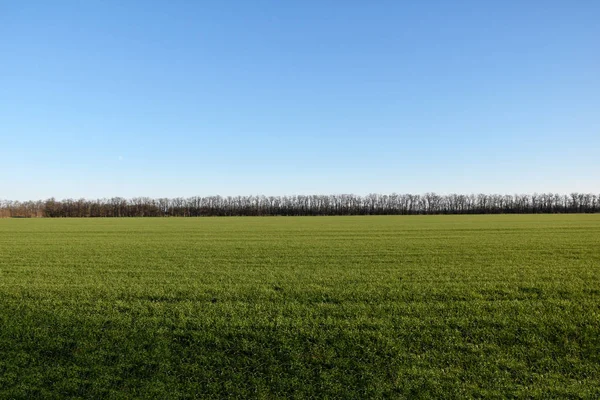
1;215;599;398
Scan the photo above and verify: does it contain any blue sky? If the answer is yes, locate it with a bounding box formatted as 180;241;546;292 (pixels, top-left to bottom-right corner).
1;1;598;200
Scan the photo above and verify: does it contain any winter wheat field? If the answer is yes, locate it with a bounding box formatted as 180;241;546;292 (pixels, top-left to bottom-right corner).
1;215;599;398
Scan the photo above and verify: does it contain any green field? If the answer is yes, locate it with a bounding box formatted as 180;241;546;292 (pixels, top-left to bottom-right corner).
1;215;600;398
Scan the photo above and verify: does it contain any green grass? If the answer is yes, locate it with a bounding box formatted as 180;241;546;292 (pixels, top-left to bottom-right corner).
1;215;600;398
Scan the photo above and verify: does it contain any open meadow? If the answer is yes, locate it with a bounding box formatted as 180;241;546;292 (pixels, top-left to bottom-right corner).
1;215;599;398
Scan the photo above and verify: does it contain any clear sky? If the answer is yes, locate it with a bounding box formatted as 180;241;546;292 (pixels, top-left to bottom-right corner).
1;1;599;200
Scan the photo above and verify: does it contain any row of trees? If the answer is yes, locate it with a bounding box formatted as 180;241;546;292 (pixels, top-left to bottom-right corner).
1;193;599;218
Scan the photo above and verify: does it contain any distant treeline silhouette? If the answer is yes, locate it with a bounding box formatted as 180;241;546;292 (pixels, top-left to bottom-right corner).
1;193;599;217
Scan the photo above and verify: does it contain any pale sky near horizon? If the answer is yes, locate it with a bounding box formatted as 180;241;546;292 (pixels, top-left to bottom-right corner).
1;1;599;200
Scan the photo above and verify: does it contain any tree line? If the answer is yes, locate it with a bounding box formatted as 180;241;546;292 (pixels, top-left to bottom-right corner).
1;193;599;218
